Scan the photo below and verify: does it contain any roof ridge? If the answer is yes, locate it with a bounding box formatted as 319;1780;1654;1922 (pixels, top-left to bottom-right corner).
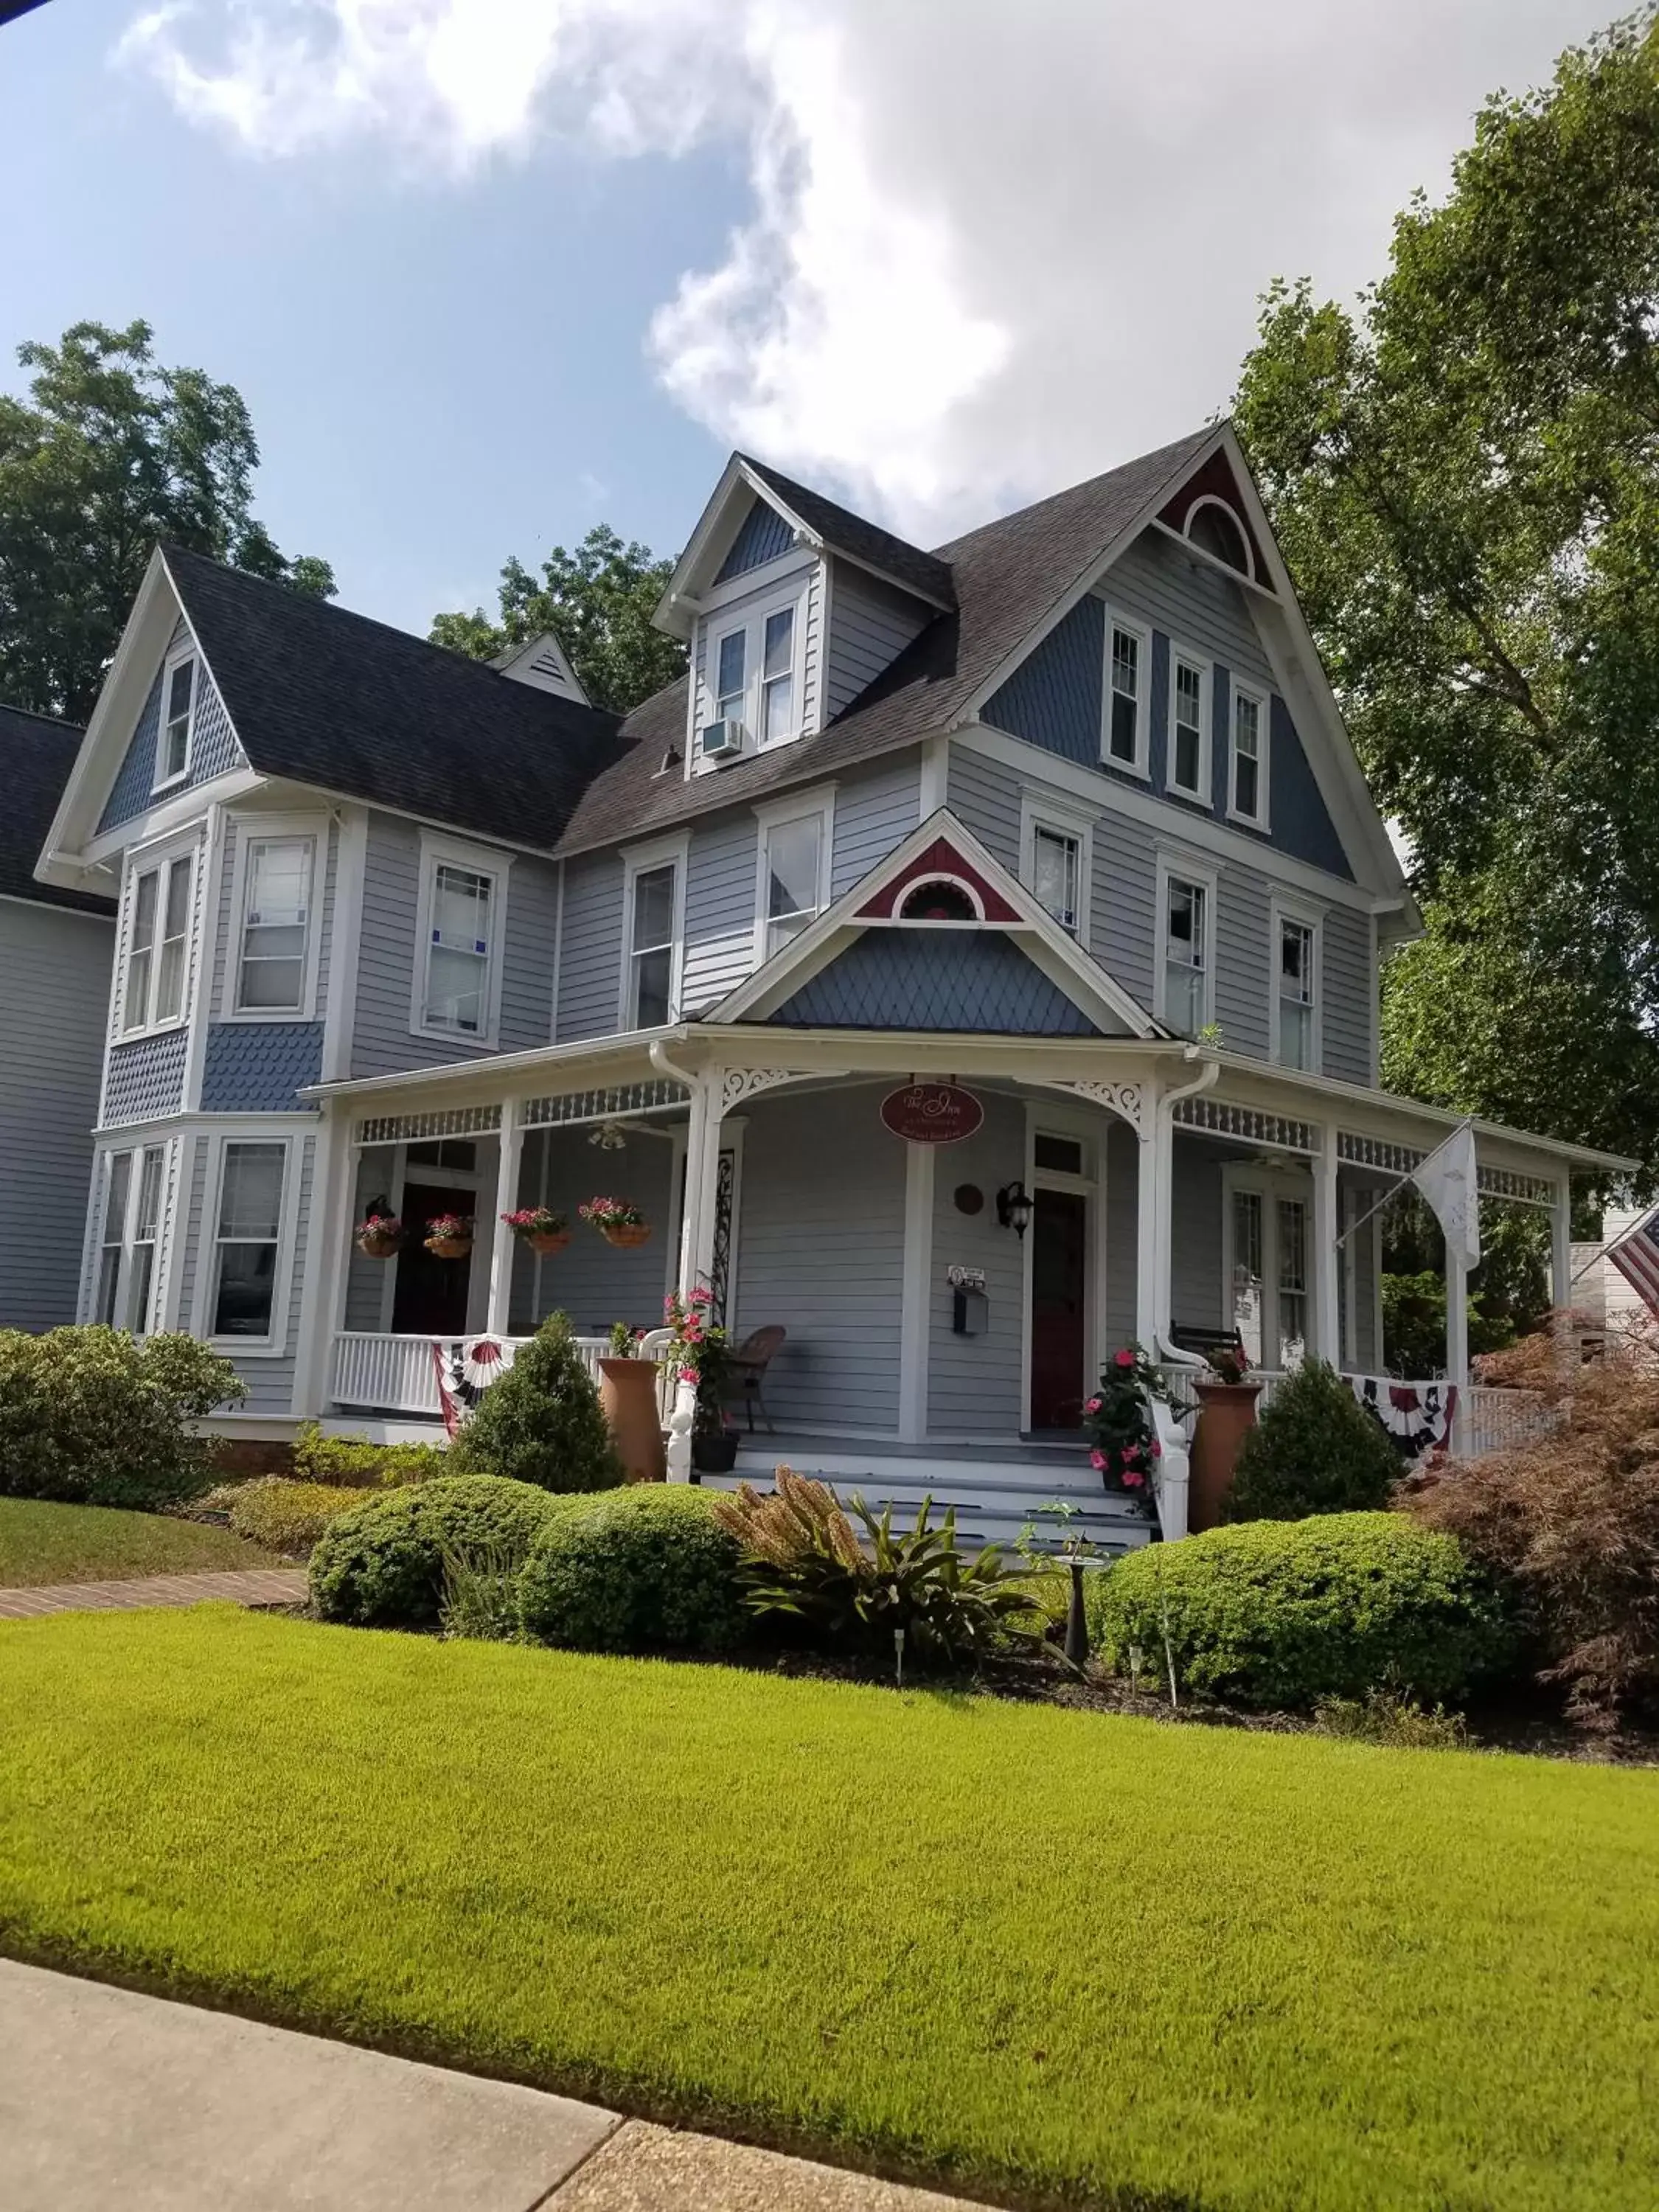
928;422;1219;560
0;700;84;735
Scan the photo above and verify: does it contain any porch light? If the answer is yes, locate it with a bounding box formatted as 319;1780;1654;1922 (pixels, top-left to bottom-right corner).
996;1180;1034;1238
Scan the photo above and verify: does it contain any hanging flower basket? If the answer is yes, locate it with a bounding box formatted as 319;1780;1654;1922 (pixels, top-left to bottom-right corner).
580;1197;651;1248
355;1215;404;1259
424;1213;476;1261
501;1206;570;1256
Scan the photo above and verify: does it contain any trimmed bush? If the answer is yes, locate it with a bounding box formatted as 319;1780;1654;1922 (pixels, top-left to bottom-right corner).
449;1314;623;1494
309;1475;565;1628
1088;1513;1516;1710
518;1485;748;1655
216;1478;366;1556
291;1423;451;1489
0;1326;244;1509
1225;1359;1402;1522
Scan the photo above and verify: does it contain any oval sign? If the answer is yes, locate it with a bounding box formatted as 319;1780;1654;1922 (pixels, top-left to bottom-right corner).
880;1082;984;1146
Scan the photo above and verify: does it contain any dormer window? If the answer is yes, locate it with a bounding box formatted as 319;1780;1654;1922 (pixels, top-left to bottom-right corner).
761;608;796;741
155;651;196;789
698;587;808;766
900;878;978;922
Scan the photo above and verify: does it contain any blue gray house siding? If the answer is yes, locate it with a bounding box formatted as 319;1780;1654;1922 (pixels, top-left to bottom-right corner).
0;900;114;1329
682;808;757;1014
555;849;625;1043
98;619;245;833
103;1027;190;1125
926;1088;1027;1435
770;930;1099;1034
822;560;932;720
714;497;796;582
830;754;922;897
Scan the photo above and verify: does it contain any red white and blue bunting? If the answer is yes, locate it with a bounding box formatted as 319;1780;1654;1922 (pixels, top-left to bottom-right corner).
431;1336;518;1437
1349;1374;1458;1461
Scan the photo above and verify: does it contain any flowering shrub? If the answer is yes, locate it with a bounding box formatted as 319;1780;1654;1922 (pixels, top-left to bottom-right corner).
1206;1340;1253;1385
425;1213;474;1242
501;1207;568;1239
664;1284;730;1432
579;1196;647;1231
1082;1343;1169;1516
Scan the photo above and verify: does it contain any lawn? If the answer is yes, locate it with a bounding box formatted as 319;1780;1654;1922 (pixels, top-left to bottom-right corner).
0;1498;278;1587
1;1608;1655;2212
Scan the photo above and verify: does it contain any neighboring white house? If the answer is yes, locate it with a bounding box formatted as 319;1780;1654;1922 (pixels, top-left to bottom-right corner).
30;424;1630;1543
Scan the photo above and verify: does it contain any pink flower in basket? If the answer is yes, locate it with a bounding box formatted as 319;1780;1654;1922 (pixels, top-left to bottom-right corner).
1113;1347;1136;1368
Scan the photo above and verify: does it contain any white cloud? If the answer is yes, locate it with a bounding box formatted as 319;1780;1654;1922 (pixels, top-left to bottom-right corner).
119;0;1607;543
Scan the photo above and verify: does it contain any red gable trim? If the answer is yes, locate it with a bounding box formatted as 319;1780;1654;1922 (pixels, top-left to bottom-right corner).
854;836;1023;923
1156;449;1270;586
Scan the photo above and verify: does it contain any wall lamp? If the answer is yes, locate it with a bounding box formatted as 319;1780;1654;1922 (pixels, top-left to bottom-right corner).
995;1180;1034;1238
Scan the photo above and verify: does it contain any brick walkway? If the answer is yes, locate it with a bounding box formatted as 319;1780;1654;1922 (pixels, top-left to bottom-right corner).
0;1568;308;1621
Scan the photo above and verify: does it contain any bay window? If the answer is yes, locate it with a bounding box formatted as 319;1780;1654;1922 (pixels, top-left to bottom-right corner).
122;849;194;1034
234;836;314;1015
92;1143;167;1334
209;1141;287;1340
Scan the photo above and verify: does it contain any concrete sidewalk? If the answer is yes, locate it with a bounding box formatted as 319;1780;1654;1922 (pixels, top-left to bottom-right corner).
0;1962;995;2211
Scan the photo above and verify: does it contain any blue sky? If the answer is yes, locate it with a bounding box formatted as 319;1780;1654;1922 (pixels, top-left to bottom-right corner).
0;0;1611;637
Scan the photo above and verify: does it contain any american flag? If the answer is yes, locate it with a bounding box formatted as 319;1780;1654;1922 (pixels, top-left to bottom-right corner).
1607;1204;1659;1318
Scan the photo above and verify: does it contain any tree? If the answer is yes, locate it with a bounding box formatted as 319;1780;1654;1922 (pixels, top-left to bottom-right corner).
0;319;334;723
1231;14;1659;1180
431;523;686;714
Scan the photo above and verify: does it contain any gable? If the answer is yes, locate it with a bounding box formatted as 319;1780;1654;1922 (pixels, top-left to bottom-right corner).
715;496;797;582
1154;448;1269;583
97;613;246;835
765;927;1101;1035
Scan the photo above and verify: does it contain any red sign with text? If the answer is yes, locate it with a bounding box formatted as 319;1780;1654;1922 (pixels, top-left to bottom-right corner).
880;1082;984;1146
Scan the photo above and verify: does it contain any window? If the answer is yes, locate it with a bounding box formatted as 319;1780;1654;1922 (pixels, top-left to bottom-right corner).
760;608;796;742
1230;684;1267;826
759;808;826;957
1034;1133;1085;1176
1032;824;1081;933
412;836;509;1045
95;1152;131;1326
93;1144;167;1333
1169;653;1209;799
1276;1197;1309;1362
629;863;678;1026
209;1142;286;1339
1161;872;1210;1033
235;837;313;1014
1186;498;1253;577
129;1147;164;1332
699;592;807;762
1103;619;1147;772
1276;914;1317;1070
156;653;195;787
1226;1173;1311;1370
714;629;747;727
121;850;193;1033
899;878;978;921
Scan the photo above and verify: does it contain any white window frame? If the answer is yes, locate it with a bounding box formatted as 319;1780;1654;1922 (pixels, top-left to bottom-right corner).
1227;678;1271;830
1269;894;1324;1074
1183;494;1257;580
89;1139;173;1336
1019;790;1096;939
619;832;689;1030
410;831;512;1049
118;834;198;1040
1154;851;1217;1033
153;643;198;793
192;1129;304;1357
1165;644;1213;804
223;813;326;1022
695;582;810;766
1099;608;1151;779
1221;1160;1315;1371
753;789;835;964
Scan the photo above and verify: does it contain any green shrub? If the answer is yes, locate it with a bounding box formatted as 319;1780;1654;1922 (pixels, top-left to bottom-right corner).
449;1315;622;1493
0;1326;244;1509
518;1486;748;1655
291;1422;451;1489
218;1478;366;1556
1088;1513;1516;1710
1226;1360;1402;1522
1312;1690;1470;1751
309;1475;565;1628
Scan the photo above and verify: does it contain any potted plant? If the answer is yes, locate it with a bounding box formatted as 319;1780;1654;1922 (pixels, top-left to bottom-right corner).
1082;1343;1174;1521
501;1206;570;1256
355;1211;404;1259
1190;1339;1262;1533
424;1212;475;1261
665;1286;737;1475
579;1196;652;1249
597;1318;664;1481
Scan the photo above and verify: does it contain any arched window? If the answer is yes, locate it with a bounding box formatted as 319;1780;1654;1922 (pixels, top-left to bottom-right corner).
1186;497;1253;577
899;878;979;922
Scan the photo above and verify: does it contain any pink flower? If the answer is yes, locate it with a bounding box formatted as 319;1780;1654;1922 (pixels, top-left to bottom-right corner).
1122;1444;1140;1465
1089;1449;1106;1471
1150;1439;1163;1458
1122;1469;1144;1488
1114;1349;1135;1368
689;1287;712;1306
1085;1395;1102;1414
678;1365;699;1385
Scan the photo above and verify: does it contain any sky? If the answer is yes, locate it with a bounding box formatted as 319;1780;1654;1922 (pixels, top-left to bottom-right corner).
0;0;1617;638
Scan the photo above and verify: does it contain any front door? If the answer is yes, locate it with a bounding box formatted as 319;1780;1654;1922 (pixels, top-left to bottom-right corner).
392;1180;476;1338
1029;1188;1088;1430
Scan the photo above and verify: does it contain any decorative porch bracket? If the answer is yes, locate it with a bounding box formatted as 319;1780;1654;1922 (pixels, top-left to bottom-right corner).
719;1066;846;1115
1027;1077;1146;1135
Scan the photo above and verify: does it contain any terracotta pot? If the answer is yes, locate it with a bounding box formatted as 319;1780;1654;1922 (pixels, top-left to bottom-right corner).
524;1229;570;1256
425;1234;473;1262
599;1356;667;1483
1189;1379;1263;1533
356;1231;401;1259
600;1221;652;1249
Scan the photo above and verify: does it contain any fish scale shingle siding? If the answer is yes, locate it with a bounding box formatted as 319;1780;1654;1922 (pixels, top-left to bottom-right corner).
771;929;1100;1034
102;1028;189;1125
98;619;246;833
199;1022;324;1112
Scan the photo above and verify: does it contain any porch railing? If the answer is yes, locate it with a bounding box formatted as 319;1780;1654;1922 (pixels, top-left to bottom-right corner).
1170;1370;1557;1464
330;1331;609;1419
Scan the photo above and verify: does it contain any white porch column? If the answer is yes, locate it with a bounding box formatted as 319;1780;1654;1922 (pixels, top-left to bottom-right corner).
1313;1122;1341;1366
1445;1245;1470;1389
1134;1081;1162;1351
290;1102;354;1421
897;1140;935;1442
484;1098;524;1337
666;1069;725;1481
1550;1174;1573;1315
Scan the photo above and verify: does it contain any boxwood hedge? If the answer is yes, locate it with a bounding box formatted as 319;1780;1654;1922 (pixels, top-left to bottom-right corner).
308;1475;565;1628
517;1485;748;1655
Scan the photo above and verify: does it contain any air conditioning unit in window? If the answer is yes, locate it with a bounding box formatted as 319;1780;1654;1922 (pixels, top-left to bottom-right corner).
698;717;745;761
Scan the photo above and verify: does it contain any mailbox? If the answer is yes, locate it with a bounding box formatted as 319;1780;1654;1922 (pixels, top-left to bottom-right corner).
947;1265;988;1337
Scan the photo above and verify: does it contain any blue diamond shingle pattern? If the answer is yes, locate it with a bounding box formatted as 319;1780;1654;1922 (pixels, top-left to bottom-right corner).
767;928;1099;1034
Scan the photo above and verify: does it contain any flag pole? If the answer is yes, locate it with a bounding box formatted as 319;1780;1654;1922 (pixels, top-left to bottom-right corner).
1332;1119;1470;1251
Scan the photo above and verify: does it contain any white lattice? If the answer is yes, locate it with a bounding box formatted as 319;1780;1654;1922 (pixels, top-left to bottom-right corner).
1175;1097;1317;1152
357;1105;502;1144
522;1079;689;1128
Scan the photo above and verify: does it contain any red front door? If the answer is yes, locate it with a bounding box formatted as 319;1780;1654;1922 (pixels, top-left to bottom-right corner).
391;1181;476;1338
1029;1188;1088;1430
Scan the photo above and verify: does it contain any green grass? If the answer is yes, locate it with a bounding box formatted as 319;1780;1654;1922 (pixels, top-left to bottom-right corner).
1;1608;1656;2212
0;1498;279;1587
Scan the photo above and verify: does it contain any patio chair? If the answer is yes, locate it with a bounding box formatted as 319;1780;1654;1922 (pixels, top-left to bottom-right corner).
725;1325;786;1434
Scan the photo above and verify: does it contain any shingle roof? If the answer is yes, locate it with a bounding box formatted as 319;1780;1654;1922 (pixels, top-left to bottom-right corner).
738;456;956;608
0;703;113;915
163;547;628;855
554;424;1217;857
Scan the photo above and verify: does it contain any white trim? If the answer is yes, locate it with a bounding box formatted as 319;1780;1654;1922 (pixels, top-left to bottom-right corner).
1154;852;1217;1034
181;805;224;1113
897;1139;935;1441
1164;641;1212;804
150;639;198;794
1182;493;1258;581
918;731;948;813
1019;1099;1108;1431
189;1126;305;1357
409;830;513;1051
619;830;689;1030
697;543;816;613
1267;893;1324;1074
81;766;265;870
751;787;835;967
1019;790;1096;939
114;830;201;1043
1099;607;1152;779
1225;675;1271;831
221;810;327;1022
693;580;810;772
321;805;367;1082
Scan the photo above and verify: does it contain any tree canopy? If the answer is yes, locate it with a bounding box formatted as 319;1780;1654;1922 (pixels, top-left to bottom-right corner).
1231;13;1659;1180
0;319;333;724
430;523;686;715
